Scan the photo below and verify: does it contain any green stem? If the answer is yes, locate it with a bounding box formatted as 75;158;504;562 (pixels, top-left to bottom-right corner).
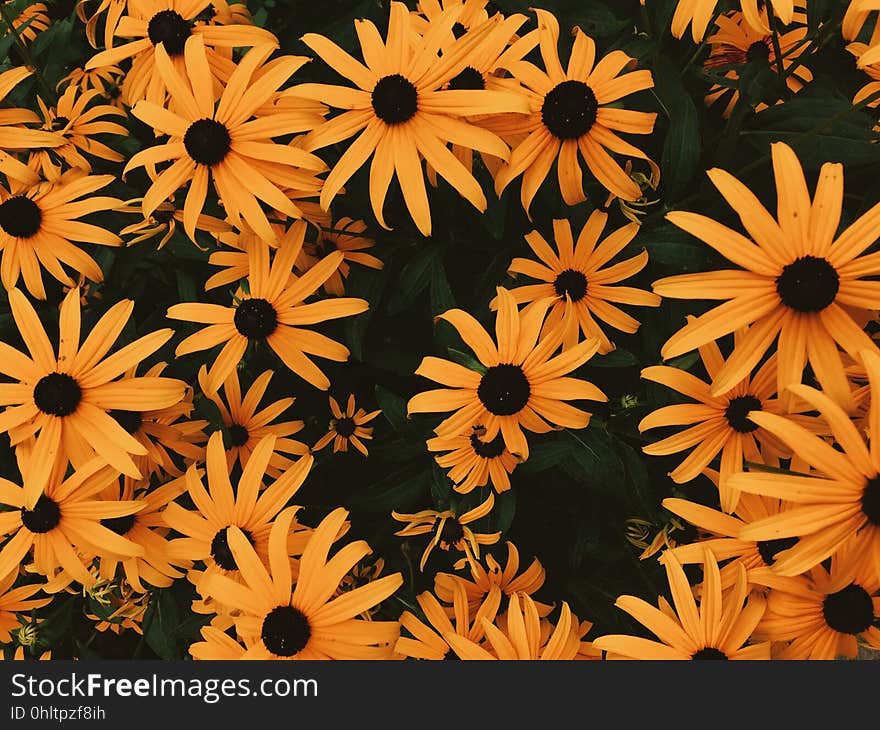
767;11;787;80
0;3;55;105
682;9;724;74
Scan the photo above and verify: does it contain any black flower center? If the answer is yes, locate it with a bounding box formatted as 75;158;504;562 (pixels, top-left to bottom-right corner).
33;373;82;417
477;364;531;416
724;395;762;433
371;74;418;125
101;513;137;536
470;430;506;458
228;423;249;448
861;476;880;526
554;268;588;302
822;583;875;635
20;495;62;534
448;66;485;91
234;298;278;339
261;605;311;657
51;116;70;131
440;518;464;546
746;40;771;63
183;118;231;167
335;417;356;438
775;256;839;313
210;526;254;571
756;536;798;565
147;9;191;56
0;195;42;238
691;647;728;660
541;80;598;140
110;410;143;435
153;208;175;224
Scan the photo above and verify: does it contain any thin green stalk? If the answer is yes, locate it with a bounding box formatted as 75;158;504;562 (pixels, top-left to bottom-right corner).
0;3;55;105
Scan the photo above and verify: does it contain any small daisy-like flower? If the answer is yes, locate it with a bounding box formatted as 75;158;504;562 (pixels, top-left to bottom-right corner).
407;287;607;461
199;506;404;659
0;170;123;299
0;571;51;643
166;220;368;393
9;3;51;45
656;141;880;409
0;458;144;591
392;492;500;570
124;36;326;243
293;1;530;236
498;211;660;353
57;64;124;97
117;195;230;250
299;218;383;297
594;549;770;659
197;365;308;477
84;0;277;106
312;395;381;457
395;577;501;660
427;425;519;494
491;10;657;213
671;0;797;41
0;286;186;505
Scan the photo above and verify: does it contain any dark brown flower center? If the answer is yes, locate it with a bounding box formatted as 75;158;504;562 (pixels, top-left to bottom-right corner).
448;66;485;91
210;526;254;571
724;395;762;433
775;256;839;313
756;536;798;565
261;605;311;657
147;9;191;56
554;269;588;302
440;518;464;546
183;118;231;167
691;647;728;660
51;116;70;131
0;195;42;238
823;583;874;634
101;513;137;536
861;476;880;526
228;423;250;448
34;373;82;417
371;74;418;125
20;495;62;533
335;417;356;438
110;410;143;434
541;80;598;140
153;208;175;224
234;298;278;339
746;40;771;63
470;430;506;458
478;364;531;416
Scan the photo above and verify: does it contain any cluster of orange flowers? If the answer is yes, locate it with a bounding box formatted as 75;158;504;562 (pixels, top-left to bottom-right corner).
0;0;880;661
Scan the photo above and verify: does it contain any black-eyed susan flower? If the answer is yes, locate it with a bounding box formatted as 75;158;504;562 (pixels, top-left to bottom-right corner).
31;86;128;178
491;10;657;213
427;424;519;494
0;458;143;590
395;577;501;659
392;492;500;570
407;287;607;460
0;571;51;643
729;347;880;578
498;211;660;353
671;0;797;41
704;11;812;118
656;141;880;409
85;580;151;635
163;433;313;587
444;592;584;659
84;0;276;106
124;37;326;244
640;339;801;512
117;195;230;250
0;286;186;506
312;394;380;457
199;506;403;659
197;365;308;477
752;544;880;659
167;221;368;393
293;1;530;236
58;64;124;97
0;170;123;299
300;218;382;297
96;475;192;593
9;2;51;44
593;549;770;659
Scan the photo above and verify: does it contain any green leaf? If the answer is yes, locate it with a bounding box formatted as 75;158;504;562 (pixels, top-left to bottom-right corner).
446;347;486;374
386;245;438;315
347;465;431;512
430;462;453;510
429;258;456;315
654;55;701;201
374;385;408;432
144;589;180;660
563;427;625;497
591;348;640;368
493;489;517;534
517;436;571;473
